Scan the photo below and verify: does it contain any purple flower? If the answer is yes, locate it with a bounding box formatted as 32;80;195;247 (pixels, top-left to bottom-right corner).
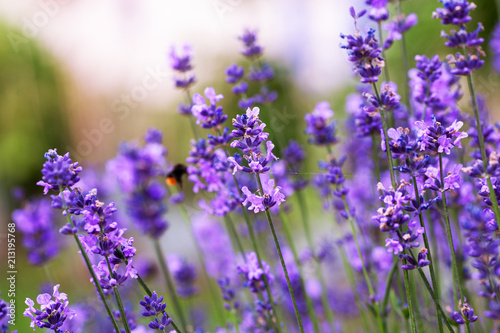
239;29;262;58
446;51;484;75
401;248;431;270
225;63;245;84
191;87;227;129
140;291;167;317
12;198;59;265
383;14;418;49
37;149;82;194
167;255;198;298
491;23;500;73
304;102;337;146
237;252;274;293
242;178;285;213
340;21;384;83
24;284;76;331
365;0;389;22
450;299;478;324
415;117;468;154
433;0;476;26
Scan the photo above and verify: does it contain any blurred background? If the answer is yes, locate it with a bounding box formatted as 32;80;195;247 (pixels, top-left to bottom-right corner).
0;0;499;331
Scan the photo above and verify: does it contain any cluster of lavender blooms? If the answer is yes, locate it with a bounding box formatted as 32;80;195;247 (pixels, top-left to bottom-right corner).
13;1;500;332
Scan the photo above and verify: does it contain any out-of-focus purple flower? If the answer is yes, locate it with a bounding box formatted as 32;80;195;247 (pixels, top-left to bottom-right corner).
225;63;245;84
237;252;274;293
432;0;476;26
169;45;196;89
167;255;198;298
191;214;235;278
304;102;337;146
383;14;418;49
491;24;500;74
239;29;262;58
12;198;59;265
24;284;76;331
365;0;388;22
107;129;169;238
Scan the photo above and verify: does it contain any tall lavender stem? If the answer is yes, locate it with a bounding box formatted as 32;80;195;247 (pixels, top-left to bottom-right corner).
256;173;304;333
105;256;132;333
466;74;500;229
396;0;413;118
153;239;188;331
279;210;321;333
411;174;443;332
295;190;336;328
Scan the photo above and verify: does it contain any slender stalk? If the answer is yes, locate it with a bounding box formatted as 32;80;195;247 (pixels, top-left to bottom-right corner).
153;239;188;331
373;83;397;188
411;174;443;333
279;210;321;333
466;74;500;229
184;90;199;140
414;268;455;333
294;190;336;328
231;173;282;332
256;174;304;333
402;264;418;333
60;190;121;333
224;214;246;258
171;186;227;327
438;153;464;304
105;257;132;333
378;21;391;83
396;0;413;118
341;197;385;333
381;257;399;315
371;133;382;185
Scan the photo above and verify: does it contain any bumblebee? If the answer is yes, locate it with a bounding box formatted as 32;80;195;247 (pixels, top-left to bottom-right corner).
166;163;188;188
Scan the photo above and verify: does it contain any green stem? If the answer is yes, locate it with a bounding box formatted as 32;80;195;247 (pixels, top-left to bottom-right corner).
342;192;386;332
232;173;282;332
402;264;418;333
295;190;336;328
224;214;246;258
439;153;464;304
373;83;397;189
171;186;226;327
106;257;132;333
372;133;382;185
466;73;500;230
60;190;121;333
411;175;443;333
396;0;412;118
377;21;391;83
414;268;455;333
256;174;304;333
279;210;321;333
381;257;399;315
153;239;188;331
